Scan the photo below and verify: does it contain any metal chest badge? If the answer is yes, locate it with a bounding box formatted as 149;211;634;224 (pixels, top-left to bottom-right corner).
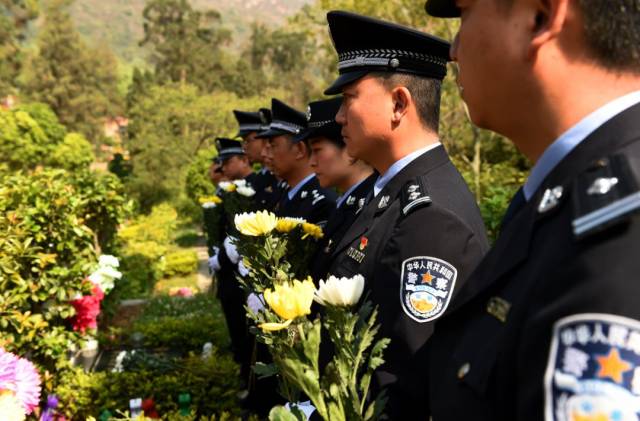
544;313;640;421
399;256;457;323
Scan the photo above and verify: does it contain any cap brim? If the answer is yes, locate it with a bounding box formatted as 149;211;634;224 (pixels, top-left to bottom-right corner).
324;70;370;95
218;152;244;162
256;128;291;139
424;0;460;17
292;129;312;143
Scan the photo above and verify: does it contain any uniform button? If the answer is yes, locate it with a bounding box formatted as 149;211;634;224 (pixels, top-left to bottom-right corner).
457;362;470;379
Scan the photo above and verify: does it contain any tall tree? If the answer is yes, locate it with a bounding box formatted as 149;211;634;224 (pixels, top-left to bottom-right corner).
0;0;38;96
23;0;122;142
140;0;231;92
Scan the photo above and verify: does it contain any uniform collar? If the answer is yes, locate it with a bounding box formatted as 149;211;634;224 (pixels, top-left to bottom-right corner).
373;142;441;197
336;177;368;208
524;90;640;201
287;173;316;200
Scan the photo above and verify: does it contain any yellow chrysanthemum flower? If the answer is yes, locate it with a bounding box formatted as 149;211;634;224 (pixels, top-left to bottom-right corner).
262;278;315;327
275;217;305;233
259;319;293;332
198;195;222;205
302;222;324;239
218;181;237;192
234;211;277;236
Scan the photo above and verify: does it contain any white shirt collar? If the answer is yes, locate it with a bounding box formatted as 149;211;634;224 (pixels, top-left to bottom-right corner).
523;90;640;200
373;143;441;197
287;173;316;200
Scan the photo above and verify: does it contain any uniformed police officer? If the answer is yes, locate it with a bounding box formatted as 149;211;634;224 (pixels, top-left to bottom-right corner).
297;97;377;283
258;98;337;225
423;0;640;419
323;11;489;418
233;108;282;210
210;137;256;389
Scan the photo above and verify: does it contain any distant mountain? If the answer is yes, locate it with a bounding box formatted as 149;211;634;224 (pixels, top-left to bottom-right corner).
68;0;311;65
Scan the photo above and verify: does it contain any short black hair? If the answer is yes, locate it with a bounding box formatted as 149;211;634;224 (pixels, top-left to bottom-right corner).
578;0;640;73
498;0;640;73
372;72;442;133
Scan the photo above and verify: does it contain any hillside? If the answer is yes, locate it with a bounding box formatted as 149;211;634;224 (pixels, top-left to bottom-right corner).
67;0;311;65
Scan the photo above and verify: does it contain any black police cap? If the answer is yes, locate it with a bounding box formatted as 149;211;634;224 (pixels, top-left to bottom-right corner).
233;110;264;137
425;0;461;18
293;97;343;144
256;98;307;140
216;137;245;161
324;11;451;95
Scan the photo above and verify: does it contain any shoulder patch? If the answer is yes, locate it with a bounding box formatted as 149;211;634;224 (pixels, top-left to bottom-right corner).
399;256;457;323
544;313;640;421
572;154;640;239
401;178;432;216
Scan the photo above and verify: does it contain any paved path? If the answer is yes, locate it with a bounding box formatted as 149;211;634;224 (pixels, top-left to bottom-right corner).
196;244;213;293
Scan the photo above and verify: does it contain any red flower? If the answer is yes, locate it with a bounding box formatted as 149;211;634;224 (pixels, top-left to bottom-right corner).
70;285;104;333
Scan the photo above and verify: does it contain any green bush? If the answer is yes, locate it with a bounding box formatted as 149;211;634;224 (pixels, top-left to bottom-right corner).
130;295;230;350
0;168;128;385
55;352;242;419
163;249;198;278
115;204;179;297
119;203;177;246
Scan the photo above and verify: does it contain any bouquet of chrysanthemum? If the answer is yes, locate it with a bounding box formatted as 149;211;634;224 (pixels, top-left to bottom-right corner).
233;211;324;292
220;180;257;230
0;348;41;421
257;275;389;421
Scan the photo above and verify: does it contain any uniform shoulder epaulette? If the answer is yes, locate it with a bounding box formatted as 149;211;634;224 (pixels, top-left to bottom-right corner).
400;176;432;216
572;153;640;239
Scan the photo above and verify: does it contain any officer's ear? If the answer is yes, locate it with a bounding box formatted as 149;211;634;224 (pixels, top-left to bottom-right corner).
528;0;569;59
292;140;310;160
390;86;411;125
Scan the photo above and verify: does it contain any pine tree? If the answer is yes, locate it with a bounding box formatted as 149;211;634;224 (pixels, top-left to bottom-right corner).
0;0;38;96
140;0;231;92
22;0;122;142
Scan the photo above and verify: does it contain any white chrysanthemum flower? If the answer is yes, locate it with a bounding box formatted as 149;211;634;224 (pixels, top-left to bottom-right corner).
202;202;218;208
236;186;256;197
314;274;365;307
233;179;247;187
98;254;120;268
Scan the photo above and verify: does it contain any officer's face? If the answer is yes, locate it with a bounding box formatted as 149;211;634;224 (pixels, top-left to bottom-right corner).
242;132;265;164
450;0;533;133
336;76;391;165
261;140;274;170
268;135;299;180
209;163;224;183
221;155;248;180
309;137;352;190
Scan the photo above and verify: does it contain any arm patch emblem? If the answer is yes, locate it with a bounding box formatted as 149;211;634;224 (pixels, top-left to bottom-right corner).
399;256;457;323
544;313;640;421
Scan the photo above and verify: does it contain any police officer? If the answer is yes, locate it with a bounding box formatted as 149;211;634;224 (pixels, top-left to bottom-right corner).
423;0;640;419
297;97;377;283
211;137;256;389
233;108;282;210
258;98;337;225
323;11;489;418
